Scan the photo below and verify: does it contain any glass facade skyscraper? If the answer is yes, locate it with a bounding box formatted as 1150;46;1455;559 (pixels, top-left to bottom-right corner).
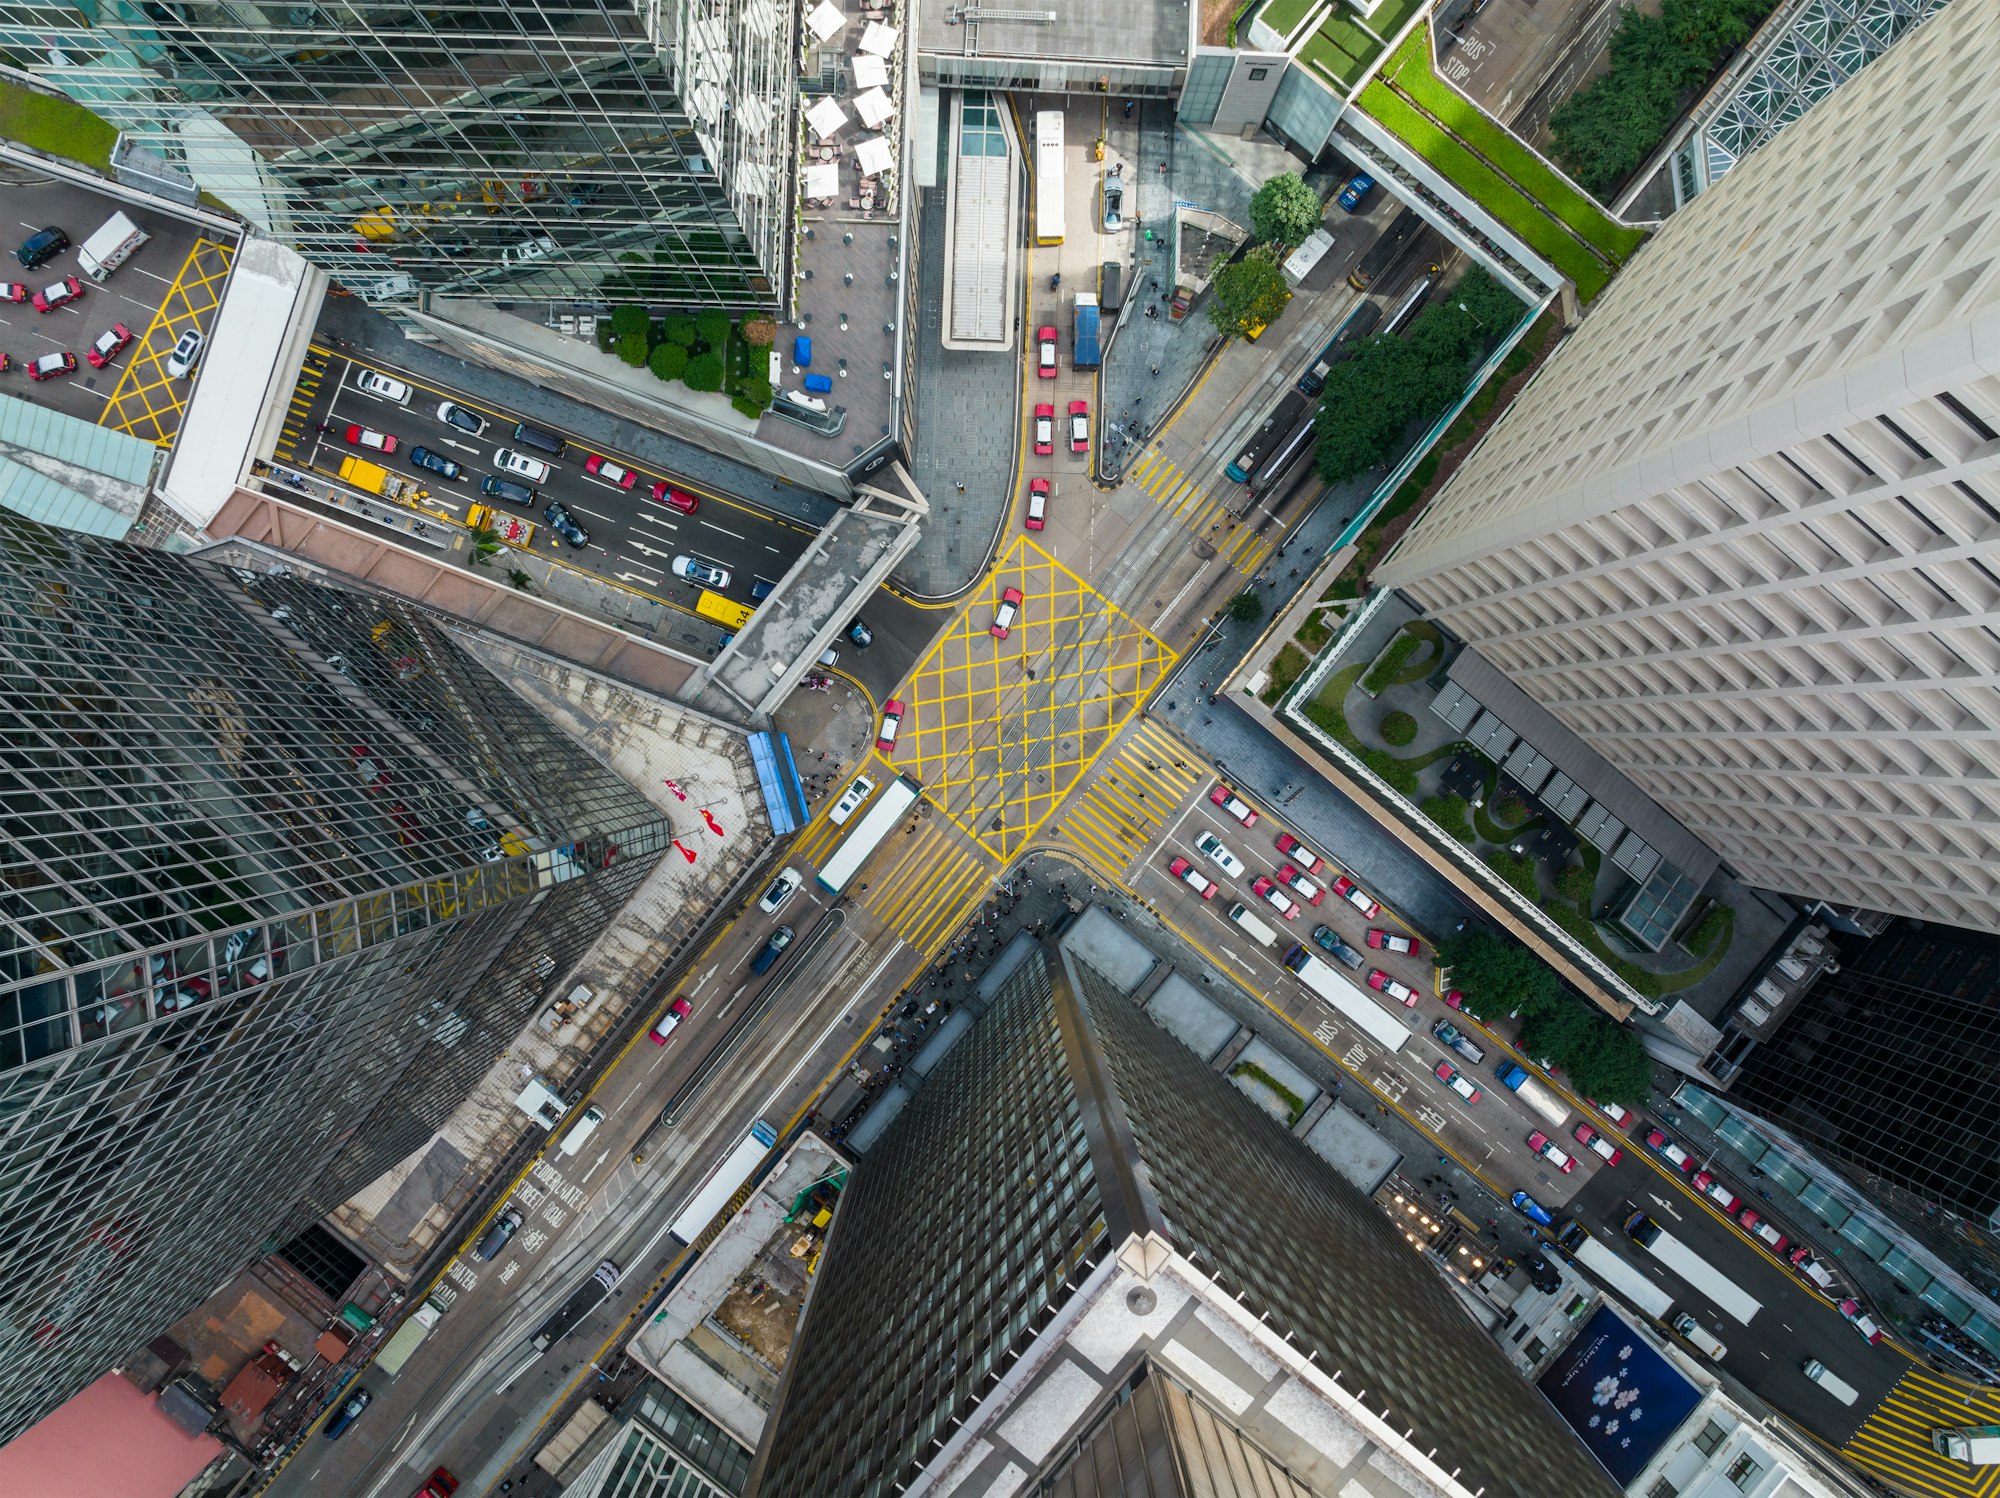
747;940;1611;1498
0;520;672;1441
0;0;793;310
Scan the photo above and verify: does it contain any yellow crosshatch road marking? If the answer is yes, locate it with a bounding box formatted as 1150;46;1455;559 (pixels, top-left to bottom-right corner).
100;238;233;446
896;534;1177;861
1845;1367;2000;1498
1050;720;1206;875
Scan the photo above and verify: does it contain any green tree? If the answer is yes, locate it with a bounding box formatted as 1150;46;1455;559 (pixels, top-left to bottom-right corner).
1380;709;1418;747
1520;998;1598;1065
617;332;648;367
1433;928;1560;1019
507;568;533;591
468;527;502;566
609;305;650;340
1207;246;1292;338
1557;864;1594;906
649;342;689;382
695;309;733;346
661;313;698;346
683;353;725;392
1247;172;1322;248
1566;1021;1653;1105
1227;590;1264;622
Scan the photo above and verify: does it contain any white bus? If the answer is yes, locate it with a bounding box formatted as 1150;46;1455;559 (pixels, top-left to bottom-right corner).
1281;944;1409;1052
1035;111;1065;246
669;1119;780;1244
816;773;921;894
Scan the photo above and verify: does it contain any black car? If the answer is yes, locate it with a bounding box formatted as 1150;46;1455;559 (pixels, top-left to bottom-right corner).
1310;924;1366;970
543;501;588;548
16;226;68;269
324;1388;372;1439
408;445;463;481
436;400;485;435
750;926;793;975
480;475;538;505
847;618;874;648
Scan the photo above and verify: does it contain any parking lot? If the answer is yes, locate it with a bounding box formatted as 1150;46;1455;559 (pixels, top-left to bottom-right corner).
1;176;235;442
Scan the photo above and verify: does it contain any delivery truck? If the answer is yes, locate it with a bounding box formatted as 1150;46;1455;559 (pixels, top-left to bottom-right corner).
78;211;149;281
1072;293;1101;370
374;1294;448;1376
339;453;415;502
1555;1220;1674;1319
1932;1425;2000;1466
1493;1062;1571;1128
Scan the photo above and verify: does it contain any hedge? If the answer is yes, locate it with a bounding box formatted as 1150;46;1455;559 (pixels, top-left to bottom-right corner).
1381;710;1418;747
1362;633;1421;693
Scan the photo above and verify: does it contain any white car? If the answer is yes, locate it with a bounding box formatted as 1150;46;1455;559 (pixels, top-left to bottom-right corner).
166;328;204;378
672;555;733;589
494;447;551;483
354;369;411;403
758;866;802;914
830;775;875;824
1194;831;1244;878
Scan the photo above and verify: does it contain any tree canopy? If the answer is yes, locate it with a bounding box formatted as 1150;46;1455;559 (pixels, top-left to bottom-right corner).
1248;172;1323;248
1207;246;1292;338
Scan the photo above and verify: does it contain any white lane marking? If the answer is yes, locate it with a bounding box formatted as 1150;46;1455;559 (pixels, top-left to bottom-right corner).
701;522;746;540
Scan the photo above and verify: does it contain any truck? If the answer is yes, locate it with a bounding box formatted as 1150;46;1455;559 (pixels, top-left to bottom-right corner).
1932;1425;2000;1465
77;211;149;281
1555;1220;1674;1319
530;1260;620;1353
1803;1359;1860;1406
338;453;415;502
466;503;534;546
1493;1062;1571;1128
374;1294;448;1376
1625;1212;1762;1325
1072;293;1101;370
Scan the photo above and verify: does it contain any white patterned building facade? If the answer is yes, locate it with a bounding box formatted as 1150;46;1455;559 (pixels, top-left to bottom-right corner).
1374;0;2000;932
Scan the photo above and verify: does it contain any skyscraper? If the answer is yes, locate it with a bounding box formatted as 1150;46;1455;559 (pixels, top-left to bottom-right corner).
1372;0;2000;933
747;931;1611;1498
2;0;793;310
0;521;672;1440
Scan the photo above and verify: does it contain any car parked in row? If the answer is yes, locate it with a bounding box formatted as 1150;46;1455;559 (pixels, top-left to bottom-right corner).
543;501;588;547
1034;403;1054;456
1645;1127;1695;1171
1791;1247;1837;1290
1274;832;1323;874
1067;399;1090;453
1168;856;1216;899
651;480;699;513
0;281;26;303
1250;876;1299;920
1366;927;1417;956
1510;1190;1553;1227
585;453;636;488
1278;864;1325;905
26;351;77;382
1435;1060;1481;1105
1527;1130;1577;1174
1194;831;1243;878
1025;477;1049;530
1692;1172;1741;1214
32;275;83;312
1839;1298;1884;1345
1209;784;1258;825
1573;1122;1622;1165
408;445;463;481
1367;968;1418;1006
1738;1207;1788;1255
1037;325;1058;377
1332;874;1379;918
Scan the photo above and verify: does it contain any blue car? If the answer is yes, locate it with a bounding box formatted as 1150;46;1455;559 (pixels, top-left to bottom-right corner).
408;445;463;481
1337;173;1375;213
324;1388;371;1439
1510;1190;1553;1228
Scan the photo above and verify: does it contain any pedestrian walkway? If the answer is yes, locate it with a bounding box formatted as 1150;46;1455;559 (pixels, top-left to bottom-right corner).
1846;1366;2000;1498
852;818;998;957
1123;446;1283;577
1050;720;1206;877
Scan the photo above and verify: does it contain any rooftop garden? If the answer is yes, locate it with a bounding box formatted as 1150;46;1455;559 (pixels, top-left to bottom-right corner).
0;78;118;173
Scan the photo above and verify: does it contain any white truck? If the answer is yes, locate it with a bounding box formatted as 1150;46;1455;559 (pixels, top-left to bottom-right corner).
1804;1359;1859;1406
1556;1221;1674;1319
77;211;149;281
1494;1062;1570;1128
1626;1212;1762;1325
373;1293;447;1376
1933;1425;2000;1466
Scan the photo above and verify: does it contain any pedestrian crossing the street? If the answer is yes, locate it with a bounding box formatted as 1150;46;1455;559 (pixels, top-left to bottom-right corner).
1123;450;1281;577
1845;1366;2000;1498
1049;719;1206;876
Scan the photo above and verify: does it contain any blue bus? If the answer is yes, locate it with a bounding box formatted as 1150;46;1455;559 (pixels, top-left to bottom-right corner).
1224;389;1309;484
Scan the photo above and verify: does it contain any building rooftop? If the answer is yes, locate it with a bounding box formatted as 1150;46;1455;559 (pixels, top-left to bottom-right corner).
918;0;1192;69
0;390;159;539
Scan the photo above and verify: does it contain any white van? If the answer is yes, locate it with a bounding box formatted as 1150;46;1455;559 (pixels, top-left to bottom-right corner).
558;1104;606;1156
1803;1359;1859;1406
1670;1312;1727;1361
1226;902;1278;948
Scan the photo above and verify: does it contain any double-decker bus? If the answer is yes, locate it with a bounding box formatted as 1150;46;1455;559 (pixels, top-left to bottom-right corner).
695;589;754;629
1035;111;1065;246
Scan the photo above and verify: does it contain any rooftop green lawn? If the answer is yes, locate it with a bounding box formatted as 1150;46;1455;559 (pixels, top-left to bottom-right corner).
1364;0;1432;45
1381;27;1646;262
1301;31;1370;90
1256;0;1320;43
0;79;117;173
1361;80;1611;299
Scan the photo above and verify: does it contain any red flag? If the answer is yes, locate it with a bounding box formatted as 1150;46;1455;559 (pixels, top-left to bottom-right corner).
701;808;726;837
671;838;697;864
661;777;688;802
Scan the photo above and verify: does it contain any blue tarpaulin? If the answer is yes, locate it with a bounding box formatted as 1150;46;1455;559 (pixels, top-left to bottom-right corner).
793;335;813;367
803;373;833;393
746;731;808;835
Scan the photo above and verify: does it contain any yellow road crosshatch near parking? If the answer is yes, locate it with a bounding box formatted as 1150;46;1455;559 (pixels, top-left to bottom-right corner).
894;534;1177;861
1845;1366;2000;1498
100;238;234;446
